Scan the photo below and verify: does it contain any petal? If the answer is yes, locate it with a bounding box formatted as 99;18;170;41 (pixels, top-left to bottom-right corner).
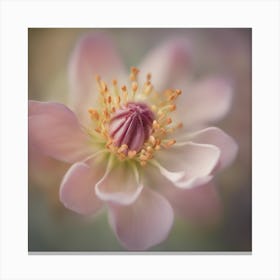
95;159;143;205
108;188;174;250
139;38;192;91
162;182;222;226
68;33;126;120
29;101;93;163
178;76;233;128
59;162;103;215
154;142;220;189
189;127;238;170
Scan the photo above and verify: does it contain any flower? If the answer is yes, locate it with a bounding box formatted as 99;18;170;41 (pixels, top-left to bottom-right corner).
29;33;238;250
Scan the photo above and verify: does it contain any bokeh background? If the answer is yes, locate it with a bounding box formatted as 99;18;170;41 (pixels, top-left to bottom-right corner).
28;28;251;252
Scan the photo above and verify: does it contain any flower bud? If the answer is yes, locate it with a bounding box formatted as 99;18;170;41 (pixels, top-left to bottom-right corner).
109;102;155;152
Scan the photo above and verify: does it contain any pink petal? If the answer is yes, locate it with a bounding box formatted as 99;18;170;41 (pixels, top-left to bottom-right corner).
108;188;174;250
178;76;233;128
154;142;220;189
68;33;126;120
59;162;103;215
29;101;93;163
139;38;192;91
162;182;222;226
95;160;143;205
189;127;238;170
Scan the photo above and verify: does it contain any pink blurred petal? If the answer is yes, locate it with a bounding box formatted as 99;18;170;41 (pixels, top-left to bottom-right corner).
95;159;143;205
154;142;220;189
29;101;93;163
139;38;192;91
68;33;126;121
178;76;233;128
162;182;222;226
108;187;174;250
189;127;238;170
59;162;103;215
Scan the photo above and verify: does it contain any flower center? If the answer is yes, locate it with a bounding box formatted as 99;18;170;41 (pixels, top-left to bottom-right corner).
87;67;183;166
109;102;155;152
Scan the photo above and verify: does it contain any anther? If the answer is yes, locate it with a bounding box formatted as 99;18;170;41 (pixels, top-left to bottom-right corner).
128;150;137;158
88;108;99;120
152;120;160;129
162;139;176;148
166;117;172;125
149;135;156;146
169;104;176;112
118;144;128;153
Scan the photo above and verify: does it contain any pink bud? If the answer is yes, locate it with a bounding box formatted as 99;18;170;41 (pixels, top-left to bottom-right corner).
109;102;155;152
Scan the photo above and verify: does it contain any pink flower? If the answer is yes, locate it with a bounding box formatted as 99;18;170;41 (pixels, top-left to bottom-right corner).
29;33;238;250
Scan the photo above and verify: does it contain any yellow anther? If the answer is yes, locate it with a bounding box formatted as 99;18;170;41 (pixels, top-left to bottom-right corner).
166;117;172;125
139;154;148;161
177;122;183;129
140;161;147;166
155;145;161;150
121;85;128;101
131;67;139;74
128;150;137;158
168;95;176;101
105;139;113;149
149;135;156;146
103;109;110;120
175;89;182;95
95;127;101;133
152;120;160;129
88;108;99;121
130;67;139;81
169;104;176;112
118;153;126;161
118;144;128;153
146;146;153;152
107;96;112;104
163;139;176;148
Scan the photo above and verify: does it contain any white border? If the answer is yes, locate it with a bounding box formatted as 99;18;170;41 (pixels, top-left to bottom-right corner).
1;0;279;279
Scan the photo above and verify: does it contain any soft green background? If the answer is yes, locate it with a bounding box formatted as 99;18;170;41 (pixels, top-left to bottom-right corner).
28;28;251;252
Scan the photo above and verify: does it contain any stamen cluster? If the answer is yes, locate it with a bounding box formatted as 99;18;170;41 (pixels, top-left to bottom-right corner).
88;67;183;166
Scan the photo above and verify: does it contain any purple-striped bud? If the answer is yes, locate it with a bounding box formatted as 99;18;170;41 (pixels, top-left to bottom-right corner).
109;102;155;152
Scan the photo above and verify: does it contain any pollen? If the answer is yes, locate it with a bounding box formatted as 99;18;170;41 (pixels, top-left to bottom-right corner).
87;67;183;165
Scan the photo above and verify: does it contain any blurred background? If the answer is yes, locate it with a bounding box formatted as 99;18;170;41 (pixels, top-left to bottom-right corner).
28;28;251;252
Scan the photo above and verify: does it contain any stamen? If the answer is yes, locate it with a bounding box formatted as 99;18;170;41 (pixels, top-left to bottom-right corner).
131;81;138;98
128;150;137;158
88;108;99;121
162;139;176;148
121;85;128;103
130;67;139;81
